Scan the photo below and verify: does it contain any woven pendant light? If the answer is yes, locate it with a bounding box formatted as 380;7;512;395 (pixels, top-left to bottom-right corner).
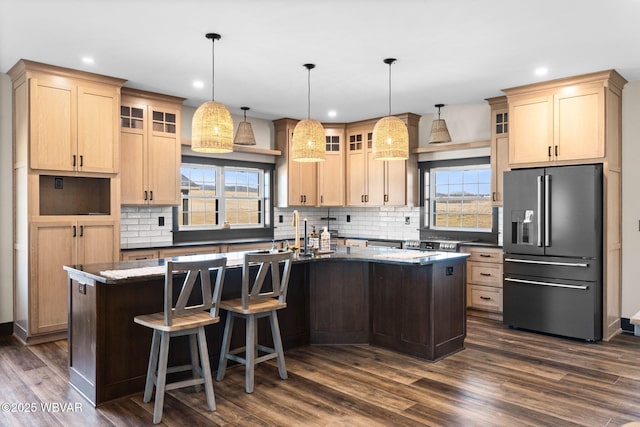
192;33;234;153
233;106;257;145
428;103;452;143
291;64;325;162
372;58;408;161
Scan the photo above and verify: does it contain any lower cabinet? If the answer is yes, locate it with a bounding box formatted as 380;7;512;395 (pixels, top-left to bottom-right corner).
370;260;466;360
26;220;117;337
461;246;504;316
309;261;369;344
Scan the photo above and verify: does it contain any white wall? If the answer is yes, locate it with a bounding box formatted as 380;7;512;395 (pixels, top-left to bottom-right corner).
622;81;640;318
0;73;13;324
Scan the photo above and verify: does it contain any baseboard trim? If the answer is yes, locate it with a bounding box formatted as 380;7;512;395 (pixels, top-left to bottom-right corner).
0;322;13;337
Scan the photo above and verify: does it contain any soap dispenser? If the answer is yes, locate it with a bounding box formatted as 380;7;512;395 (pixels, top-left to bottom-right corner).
320;226;330;252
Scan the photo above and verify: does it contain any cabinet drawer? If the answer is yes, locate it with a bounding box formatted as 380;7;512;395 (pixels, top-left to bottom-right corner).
120;250;159;261
463;247;503;263
469;285;503;312
468;263;502;287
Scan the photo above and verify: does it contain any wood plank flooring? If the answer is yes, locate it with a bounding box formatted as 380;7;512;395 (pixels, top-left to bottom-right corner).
1;315;640;426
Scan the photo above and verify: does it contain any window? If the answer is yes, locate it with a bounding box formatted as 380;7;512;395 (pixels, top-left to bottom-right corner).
424;164;492;231
179;161;271;230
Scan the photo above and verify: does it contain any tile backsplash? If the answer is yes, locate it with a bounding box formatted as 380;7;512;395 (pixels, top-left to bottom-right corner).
120;206;173;247
273;206;421;242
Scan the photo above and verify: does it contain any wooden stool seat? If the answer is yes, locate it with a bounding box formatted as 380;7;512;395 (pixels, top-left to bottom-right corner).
216;251;293;393
134;257;227;424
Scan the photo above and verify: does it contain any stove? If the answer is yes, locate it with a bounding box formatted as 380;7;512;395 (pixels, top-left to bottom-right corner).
403;239;466;252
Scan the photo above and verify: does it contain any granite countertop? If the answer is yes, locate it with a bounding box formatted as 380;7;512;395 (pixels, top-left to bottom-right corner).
64;246;469;285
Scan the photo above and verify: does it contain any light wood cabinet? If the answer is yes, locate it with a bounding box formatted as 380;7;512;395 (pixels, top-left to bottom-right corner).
503;69;626;340
461;246;503;316
29;220;118;336
120;88;184;205
486;96;510;206
120;249;160;261
27;66;122;173
506;75;611;166
9;60;124;344
318;124;346;206
274;118;317;207
157;245;221;258
346;113;420;207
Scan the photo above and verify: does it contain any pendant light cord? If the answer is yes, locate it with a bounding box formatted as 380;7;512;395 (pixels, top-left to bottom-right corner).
211;37;215;102
307;66;311;120
388;61;392;116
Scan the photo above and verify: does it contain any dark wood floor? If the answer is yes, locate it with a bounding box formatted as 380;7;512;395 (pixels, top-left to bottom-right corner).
2;315;640;426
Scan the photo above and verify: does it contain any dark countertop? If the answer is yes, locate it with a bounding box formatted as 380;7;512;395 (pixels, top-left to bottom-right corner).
65;246;469;285
459;242;502;249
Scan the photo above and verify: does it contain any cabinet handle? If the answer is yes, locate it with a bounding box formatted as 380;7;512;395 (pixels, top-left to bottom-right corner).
554;145;558;157
72;225;76;237
80;155;83;167
144;190;148;200
480;296;492;300
480;272;492;276
320;195;323;203
492;192;496;202
548;146;552;158
361;195;364;203
365;195;369;203
384;194;389;203
479;254;492;258
79;225;84;237
72;155;76;167
150;190;153;201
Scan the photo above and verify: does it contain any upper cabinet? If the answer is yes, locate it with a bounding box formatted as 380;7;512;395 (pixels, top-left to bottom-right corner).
504;70;626;166
318;124;346;206
120;88;184;205
346;113;420;207
10;60;125;174
486;96;510;206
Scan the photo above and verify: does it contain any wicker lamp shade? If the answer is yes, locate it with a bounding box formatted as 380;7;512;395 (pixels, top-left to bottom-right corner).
192;101;234;153
428;104;452;143
291;119;326;162
372;115;409;160
233;106;257;145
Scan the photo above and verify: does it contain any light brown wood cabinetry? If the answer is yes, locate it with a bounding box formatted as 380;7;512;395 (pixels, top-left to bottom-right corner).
318;124;346;206
461;246;503;317
120;249;160;261
30;220;117;336
120;88;184;205
346;113;420;207
274;118;317;207
157;245;222;258
9;60;124;343
503;70;626;340
24;63;123;173
486;96;509;206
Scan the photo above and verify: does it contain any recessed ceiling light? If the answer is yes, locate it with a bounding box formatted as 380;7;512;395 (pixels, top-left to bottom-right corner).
327;110;337;118
81;57;95;65
535;67;548;76
193;80;204;89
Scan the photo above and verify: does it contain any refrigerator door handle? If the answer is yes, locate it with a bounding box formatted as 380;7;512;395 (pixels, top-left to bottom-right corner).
504;258;589;267
505;277;588;290
544;174;551;247
537;176;543;247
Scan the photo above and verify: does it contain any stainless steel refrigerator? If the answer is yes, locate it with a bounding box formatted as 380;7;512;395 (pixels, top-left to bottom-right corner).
503;164;602;341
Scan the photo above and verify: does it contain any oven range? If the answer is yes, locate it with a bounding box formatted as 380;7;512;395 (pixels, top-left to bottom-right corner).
403;240;466;252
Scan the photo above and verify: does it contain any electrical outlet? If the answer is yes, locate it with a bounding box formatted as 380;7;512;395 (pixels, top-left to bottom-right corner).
279;215;283;223
54;177;63;189
347;215;351;223
405;216;410;225
158;216;165;227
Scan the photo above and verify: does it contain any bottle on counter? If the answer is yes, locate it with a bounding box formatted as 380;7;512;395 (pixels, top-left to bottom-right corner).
320;226;330;252
309;226;319;250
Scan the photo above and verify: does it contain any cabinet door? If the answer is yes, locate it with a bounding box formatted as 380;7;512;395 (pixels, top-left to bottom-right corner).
318;131;344;206
77;85;119;173
148;107;180;205
366;149;385;205
490;108;509;205
346;132;367;206
384;160;406;206
554;84;604;161
509;95;553;165
29;78;77;171
30;222;75;334
77;221;117;265
120;103;147;204
288;156;317;206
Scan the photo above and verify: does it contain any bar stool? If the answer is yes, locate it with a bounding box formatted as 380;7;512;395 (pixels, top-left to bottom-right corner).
216;251;293;393
134;257;227;424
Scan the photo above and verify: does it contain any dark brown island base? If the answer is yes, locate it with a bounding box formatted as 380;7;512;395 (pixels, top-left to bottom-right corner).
64;247;469;406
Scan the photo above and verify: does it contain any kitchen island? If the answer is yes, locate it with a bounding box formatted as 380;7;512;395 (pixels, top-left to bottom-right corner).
64;247;468;406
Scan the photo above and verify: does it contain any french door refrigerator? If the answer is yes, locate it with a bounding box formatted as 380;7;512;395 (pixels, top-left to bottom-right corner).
503;164;602;341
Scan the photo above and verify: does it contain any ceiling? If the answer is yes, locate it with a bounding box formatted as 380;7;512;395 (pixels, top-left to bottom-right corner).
2;0;640;123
